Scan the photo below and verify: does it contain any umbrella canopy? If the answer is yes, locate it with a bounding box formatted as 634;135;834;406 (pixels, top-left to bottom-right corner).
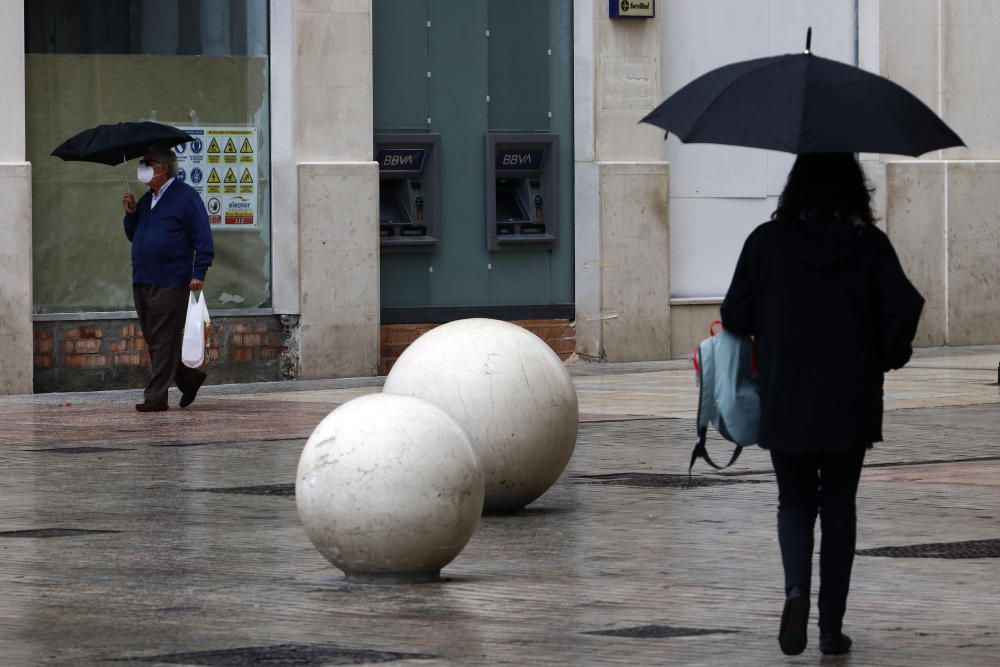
641;34;963;156
51;121;194;166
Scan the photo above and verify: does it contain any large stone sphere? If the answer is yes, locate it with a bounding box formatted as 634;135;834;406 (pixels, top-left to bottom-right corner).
296;393;484;582
383;318;578;512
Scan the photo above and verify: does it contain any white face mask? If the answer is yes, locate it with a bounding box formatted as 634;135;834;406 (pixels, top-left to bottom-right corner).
137;164;155;184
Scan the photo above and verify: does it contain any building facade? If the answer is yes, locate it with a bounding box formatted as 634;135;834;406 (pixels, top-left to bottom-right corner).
1;0;997;395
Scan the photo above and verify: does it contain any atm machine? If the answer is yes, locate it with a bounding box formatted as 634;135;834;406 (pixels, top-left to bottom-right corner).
485;132;559;251
375;133;441;249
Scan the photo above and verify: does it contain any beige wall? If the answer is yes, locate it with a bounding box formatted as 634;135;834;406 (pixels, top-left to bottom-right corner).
0;164;32;394
885;160;1000;347
0;0;30;394
669;301;721;360
869;1;1000;347
292;0;379;378
575;0;671;361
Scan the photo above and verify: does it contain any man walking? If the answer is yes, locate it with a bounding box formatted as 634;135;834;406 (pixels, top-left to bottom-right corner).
122;143;214;412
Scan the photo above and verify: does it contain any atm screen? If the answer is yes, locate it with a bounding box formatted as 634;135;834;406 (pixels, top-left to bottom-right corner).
379;192;410;225
495;190;528;222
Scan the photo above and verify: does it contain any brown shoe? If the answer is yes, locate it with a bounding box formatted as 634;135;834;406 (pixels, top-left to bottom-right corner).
135;399;169;413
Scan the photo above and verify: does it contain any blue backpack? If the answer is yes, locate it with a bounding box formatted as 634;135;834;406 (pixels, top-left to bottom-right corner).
690;321;760;473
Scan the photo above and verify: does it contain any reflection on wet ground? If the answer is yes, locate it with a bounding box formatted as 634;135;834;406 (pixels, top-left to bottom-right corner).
0;346;997;665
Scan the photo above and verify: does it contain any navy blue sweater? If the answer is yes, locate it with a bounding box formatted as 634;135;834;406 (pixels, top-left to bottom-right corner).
123;181;214;288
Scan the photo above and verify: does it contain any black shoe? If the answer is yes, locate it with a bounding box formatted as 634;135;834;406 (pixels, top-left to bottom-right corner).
820;632;852;655
779;588;810;656
135;399;169;413
179;373;207;408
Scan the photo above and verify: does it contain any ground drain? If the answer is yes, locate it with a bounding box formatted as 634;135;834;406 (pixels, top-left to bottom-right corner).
189;484;295;497
29;446;132;454
0;528;120;538
584;625;738;639
119;643;435;665
857;538;1000;559
575;473;766;488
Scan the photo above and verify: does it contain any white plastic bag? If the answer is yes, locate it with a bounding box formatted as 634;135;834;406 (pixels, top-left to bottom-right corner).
181;291;211;369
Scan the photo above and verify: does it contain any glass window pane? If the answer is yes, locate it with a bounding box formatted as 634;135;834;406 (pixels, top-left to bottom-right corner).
26;0;271;313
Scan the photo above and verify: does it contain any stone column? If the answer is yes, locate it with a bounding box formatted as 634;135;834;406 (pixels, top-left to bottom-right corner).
574;0;670;362
293;0;379;378
0;0;32;394
866;0;1000;347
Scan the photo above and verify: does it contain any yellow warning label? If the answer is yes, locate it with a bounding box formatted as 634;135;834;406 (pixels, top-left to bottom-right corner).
207;169;221;184
240;138;253;154
224;168;237;184
240;185;254;194
224;138;237;154
208;138;221;153
240;169;253;184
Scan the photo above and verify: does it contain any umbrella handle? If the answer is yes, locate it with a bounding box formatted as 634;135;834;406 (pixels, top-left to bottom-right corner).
122;150;131;195
804;27;812;55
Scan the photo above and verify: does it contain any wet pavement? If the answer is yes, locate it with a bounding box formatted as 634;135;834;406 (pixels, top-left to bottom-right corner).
0;346;998;665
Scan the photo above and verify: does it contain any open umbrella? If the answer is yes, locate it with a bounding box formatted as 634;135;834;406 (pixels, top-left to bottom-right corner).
51;121;194;190
641;28;963;156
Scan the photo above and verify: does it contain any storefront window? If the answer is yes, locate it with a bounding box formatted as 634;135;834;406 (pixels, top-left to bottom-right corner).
25;0;271;313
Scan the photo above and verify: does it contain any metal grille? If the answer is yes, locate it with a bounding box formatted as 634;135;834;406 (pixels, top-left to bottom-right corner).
0;528;119;538
189;484;295;497
584;625;738;639
857;538;1000;559
574;473;766;489
119;643;435;665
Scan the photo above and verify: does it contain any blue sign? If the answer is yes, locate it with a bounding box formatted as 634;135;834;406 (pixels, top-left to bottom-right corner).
376;148;426;172
191;167;203;184
177;168;186;183
174;142;186;155
191;138;203;154
495;148;545;171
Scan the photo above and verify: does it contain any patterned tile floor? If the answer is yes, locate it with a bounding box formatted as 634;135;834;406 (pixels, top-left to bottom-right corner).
0;346;997;665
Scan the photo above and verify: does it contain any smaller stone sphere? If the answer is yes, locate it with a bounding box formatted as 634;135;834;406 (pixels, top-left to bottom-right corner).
296;393;484;582
383;318;579;512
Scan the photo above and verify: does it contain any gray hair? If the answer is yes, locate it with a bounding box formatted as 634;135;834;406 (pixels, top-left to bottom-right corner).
149;143;179;177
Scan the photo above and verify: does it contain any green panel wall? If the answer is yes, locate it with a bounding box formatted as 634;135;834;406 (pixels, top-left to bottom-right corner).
375;0;573;313
373;0;429;130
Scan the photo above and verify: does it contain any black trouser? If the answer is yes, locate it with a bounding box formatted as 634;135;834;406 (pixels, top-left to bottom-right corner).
133;284;207;404
770;448;866;634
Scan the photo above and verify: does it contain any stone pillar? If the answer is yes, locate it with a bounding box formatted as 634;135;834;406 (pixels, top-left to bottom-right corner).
864;0;1000;347
574;0;670;362
0;0;31;394
293;0;379;378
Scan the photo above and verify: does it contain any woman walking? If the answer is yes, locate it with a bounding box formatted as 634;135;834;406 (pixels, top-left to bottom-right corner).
720;153;924;656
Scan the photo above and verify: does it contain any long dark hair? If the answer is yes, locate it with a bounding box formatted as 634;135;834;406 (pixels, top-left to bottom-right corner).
772;153;876;226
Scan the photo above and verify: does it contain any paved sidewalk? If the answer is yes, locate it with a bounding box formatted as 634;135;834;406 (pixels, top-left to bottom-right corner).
0;346;997;665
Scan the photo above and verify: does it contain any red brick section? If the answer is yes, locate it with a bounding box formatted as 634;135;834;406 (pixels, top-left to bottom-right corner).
33;329;54;370
378;319;576;375
51;326;111;369
33;317;286;374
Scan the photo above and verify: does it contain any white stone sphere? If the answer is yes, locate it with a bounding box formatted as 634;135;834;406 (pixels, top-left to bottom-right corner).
296;393;484;582
383;318;578;512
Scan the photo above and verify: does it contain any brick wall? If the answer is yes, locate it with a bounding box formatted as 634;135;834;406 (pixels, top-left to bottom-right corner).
32;316;292;393
378;319;575;375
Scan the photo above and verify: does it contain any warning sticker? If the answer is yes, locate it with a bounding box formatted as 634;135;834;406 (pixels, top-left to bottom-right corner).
173;126;259;229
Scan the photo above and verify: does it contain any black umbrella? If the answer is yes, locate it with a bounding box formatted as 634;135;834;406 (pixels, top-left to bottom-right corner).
641;29;963;156
51;121;194;190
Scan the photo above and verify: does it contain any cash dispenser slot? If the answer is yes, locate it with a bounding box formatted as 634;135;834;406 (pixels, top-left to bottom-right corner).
486;133;559;251
375;133;440;250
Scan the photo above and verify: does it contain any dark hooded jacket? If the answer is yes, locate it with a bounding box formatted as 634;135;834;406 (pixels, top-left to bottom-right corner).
720;214;924;454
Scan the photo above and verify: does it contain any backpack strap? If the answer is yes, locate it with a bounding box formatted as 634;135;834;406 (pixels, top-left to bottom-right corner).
689;427;744;479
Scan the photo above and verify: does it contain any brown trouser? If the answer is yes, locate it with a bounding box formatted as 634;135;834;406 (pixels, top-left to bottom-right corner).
133;284;207;403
